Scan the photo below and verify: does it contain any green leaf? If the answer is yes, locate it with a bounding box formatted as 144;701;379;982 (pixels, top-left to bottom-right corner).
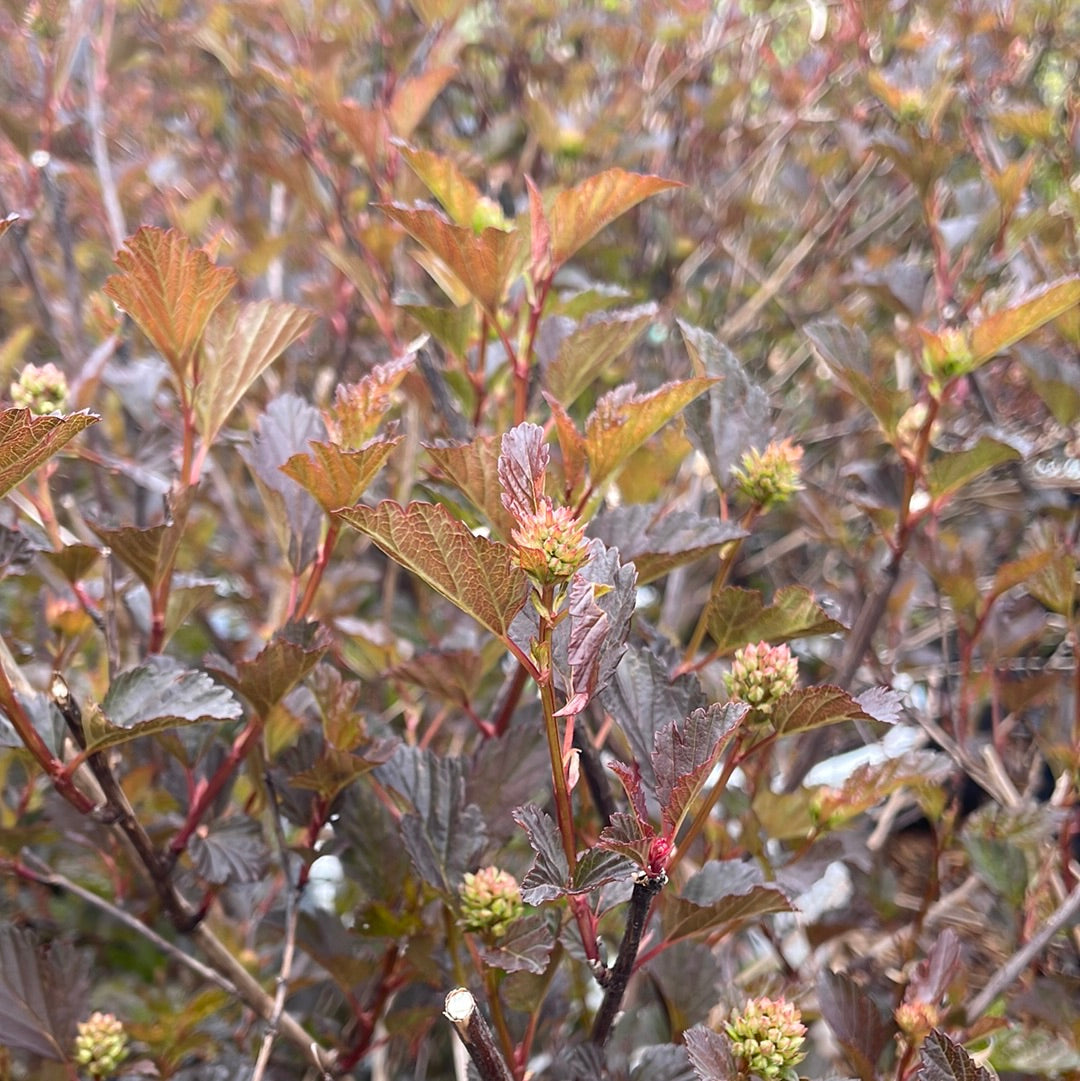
194;299;316;446
84;659;243;753
280;438;399;513
336;500;528;641
926;439;1020;501
585;378;715;488
654;703;748;837
544;305;656;407
969;277;1080;367
769;685;875;737
401;304;477;361
1027;550;1077;619
706;585;845;654
103;226;236;381
549;169;683;269
0;409;99;498
396;141;486;227
916;1030;993;1081
0;925;91;1060
379;202;523;316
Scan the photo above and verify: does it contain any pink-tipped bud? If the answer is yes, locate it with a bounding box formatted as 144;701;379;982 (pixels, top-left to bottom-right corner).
725;997;806;1080
459;866;525;940
724;641;798;717
511;501;590;585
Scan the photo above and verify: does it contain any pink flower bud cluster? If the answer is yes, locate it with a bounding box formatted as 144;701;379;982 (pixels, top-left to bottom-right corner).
459;866;525;939
724;641;798;716
725;996;807;1080
512;500;590;585
11;362;68;414
74;1011;129;1078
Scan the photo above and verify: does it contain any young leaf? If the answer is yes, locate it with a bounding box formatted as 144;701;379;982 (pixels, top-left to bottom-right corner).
526;175;552;281
585;378;715;488
425;436;519;539
817;969;894;1081
388;64;457;139
653;703;749;836
926;439;1020;502
0;925;91;1059
396;141;486;227
84;658;243;753
685;1025;738;1081
401;304;477;362
379;202;523;317
854;686;905;725
905;930;963;1008
589;504;746;585
549;169;683;269
475;914;555;975
335;500;529;641
597;809;655;869
602;645;707;792
706;585;845;654
193;299;316;446
769;685;875;737
968;277;1080;367
679;322;771;484
547;394;588;499
915;1031;993;1081
103;226;236;380
242;394;327;573
280;438;399;513
570;846;638;896
221;623;329;717
189;817;270;885
498;422;549;522
513;803;569;904
0;409;99;498
289;743;394;802
544;304;657;407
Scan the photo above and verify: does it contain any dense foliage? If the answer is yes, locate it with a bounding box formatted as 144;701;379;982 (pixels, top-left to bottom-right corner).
1;0;1079;1079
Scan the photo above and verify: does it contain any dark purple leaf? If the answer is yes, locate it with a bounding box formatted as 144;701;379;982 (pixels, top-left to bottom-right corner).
653;703;748;836
498;422;549;522
680;860;768;905
662;884;792;943
215;623;329;717
915;1030;993;1081
678;321;770;485
630;1044;695;1081
570;846;637;895
597;809;655;870
0;925;91;1059
0;526;33;580
475;914;555;974
906;930;963;1009
513;803;569;904
817;969;894;1081
189;817;270;885
685;1025;738;1081
601;644;706;792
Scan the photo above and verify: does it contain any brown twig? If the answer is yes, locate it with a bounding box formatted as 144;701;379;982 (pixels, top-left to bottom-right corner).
443;987;515;1081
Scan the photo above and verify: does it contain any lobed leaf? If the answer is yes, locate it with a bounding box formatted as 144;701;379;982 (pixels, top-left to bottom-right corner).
425;436;519;539
0;409;99;498
387;65;457;139
336;500;528;641
103;226;236;380
569;846;638;896
968;277;1080;367
654;703;748;837
549;169;683;269
86;521;167;588
597;809;655;869
769;685;876;737
194;299;316;447
817;969;894;1081
915;1030;993;1081
84;658;243;753
222;624;329;717
513;803;569;904
475;914;555;975
544;304;657;407
189;818;270;885
663;883;792;944
379;202;523;316
281;438;398;513
706;584;845;655
498;422;549;522
585;378;715;488
685;1025;738;1081
396;141;486;227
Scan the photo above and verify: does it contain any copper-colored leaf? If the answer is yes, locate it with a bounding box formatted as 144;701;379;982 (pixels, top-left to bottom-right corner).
585;378;714;488
549;169;683;269
706;585;845;655
544;304;656;407
335;500;529;641
216;624;329;717
379;202;523;316
498;422;549;522
425;436;518;539
0;409;98;498
969;277;1080;366
280;438;399;513
103;227;236;380
194;299;316;446
769;684;875;736
396;141;484;226
388;65;456;139
333;353;414;449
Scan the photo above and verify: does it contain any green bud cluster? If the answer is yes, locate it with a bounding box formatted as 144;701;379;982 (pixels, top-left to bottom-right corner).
726;996;806;1080
74;1011;129;1079
724;641;798;717
732;439;804;510
11;362;69;414
459;866;524;939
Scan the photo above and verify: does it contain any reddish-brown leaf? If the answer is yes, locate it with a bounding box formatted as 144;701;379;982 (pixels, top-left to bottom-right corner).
396;141;485;227
425;437;518;539
335;500;529;641
379;202;523;316
333;353;414;449
549;169;683;269
769;684;875;736
0;409;99;498
498;423;549;522
195;299;316;446
103;227;236;380
280;438;399;513
388;65;457;139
